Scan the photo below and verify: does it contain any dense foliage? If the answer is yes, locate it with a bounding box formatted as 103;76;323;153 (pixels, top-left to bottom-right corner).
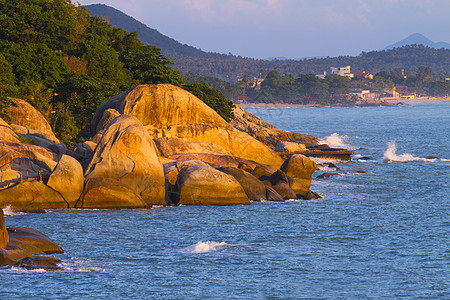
0;0;184;145
182;83;235;122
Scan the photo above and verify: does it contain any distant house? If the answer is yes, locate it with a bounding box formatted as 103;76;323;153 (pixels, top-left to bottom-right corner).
330;66;354;78
349;89;371;99
353;71;374;79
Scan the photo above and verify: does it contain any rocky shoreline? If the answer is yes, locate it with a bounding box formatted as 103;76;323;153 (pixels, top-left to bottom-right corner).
0;84;351;211
0;84;354;268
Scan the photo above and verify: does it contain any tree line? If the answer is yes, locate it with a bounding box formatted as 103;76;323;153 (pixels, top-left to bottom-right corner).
0;0;233;145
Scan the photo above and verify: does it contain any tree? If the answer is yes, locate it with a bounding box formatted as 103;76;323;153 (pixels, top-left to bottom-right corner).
182;82;235;122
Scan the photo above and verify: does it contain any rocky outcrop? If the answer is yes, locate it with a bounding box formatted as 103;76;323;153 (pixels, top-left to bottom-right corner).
46;155;84;207
84;115;166;205
6;98;56;138
91;84;228;134
280;154;316;189
76;178;147;209
164;124;284;169
231;106;319;149
0;211;63;268
91;84;284;169
174;166;250;206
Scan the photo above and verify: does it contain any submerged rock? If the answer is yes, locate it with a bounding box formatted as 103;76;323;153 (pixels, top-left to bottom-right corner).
13;256;62;271
316;172;342;179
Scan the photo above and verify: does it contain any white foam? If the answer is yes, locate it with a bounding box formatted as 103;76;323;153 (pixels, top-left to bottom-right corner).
319;133;358;150
182;241;228;254
383;140;448;162
2;205;25;216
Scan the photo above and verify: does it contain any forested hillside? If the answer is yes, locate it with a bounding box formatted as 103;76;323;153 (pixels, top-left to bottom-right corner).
0;0;233;145
87;4;450;81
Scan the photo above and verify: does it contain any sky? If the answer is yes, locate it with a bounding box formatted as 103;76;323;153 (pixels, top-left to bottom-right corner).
77;0;450;59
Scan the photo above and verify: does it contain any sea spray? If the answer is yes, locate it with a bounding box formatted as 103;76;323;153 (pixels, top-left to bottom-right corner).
320;133;358;150
383;140;421;162
183;241;228;254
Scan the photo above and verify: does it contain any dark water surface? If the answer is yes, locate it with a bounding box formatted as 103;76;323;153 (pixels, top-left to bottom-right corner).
1;102;449;299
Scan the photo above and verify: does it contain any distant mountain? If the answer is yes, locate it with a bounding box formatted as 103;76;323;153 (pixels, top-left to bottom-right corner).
384;33;450;50
85;4;225;59
85;5;450;80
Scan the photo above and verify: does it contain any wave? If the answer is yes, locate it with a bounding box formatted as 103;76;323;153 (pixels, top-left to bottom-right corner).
320;133;358;150
383;141;449;162
2;205;26;216
181;241;230;254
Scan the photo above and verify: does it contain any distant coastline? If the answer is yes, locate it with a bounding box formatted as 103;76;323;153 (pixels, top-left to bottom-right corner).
239;97;450;108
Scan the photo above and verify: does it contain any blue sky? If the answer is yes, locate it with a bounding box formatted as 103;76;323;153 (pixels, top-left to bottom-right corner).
78;0;450;59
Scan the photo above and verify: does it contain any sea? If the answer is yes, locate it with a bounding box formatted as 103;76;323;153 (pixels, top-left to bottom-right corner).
1;101;449;299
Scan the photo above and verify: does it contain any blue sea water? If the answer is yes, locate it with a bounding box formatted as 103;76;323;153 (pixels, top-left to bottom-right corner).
1;102;449;299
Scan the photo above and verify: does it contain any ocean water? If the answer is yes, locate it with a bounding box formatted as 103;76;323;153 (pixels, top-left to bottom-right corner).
1;102;449;299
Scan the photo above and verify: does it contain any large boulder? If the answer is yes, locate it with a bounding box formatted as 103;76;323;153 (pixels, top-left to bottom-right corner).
0;181;68;210
154;136;226;157
84;115;166;205
271;182;297;200
0;141;58;173
164;160;212;186
280;154;317;188
95;108;121;133
6;98;56;138
91;84;228;134
163;153;276;176
46;155;84;206
217;167;266;201
76;178;147;209
175;166;250;206
91;85;284;169
164;124;284;169
0;118;20;143
0;209;8;249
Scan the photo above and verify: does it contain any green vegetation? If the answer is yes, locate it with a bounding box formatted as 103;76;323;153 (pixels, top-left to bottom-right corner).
0;0;188;145
182;82;235;122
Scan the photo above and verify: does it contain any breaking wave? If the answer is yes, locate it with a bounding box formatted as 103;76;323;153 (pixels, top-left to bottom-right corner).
383;141;449;162
2;205;26;216
181;241;230;254
320;133;358;150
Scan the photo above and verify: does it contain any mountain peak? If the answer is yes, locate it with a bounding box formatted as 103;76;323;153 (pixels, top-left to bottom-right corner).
384;33;450;50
